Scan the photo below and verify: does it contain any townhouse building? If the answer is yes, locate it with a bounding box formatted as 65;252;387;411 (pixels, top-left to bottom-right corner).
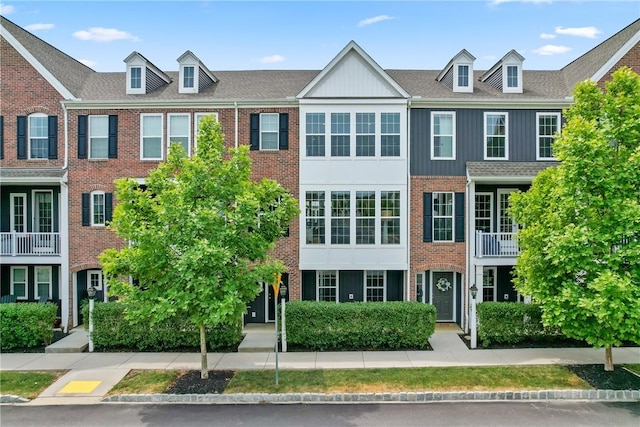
1;15;638;332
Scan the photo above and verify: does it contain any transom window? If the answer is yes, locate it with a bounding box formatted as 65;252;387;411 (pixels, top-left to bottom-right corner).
356;113;375;157
331;191;350;245
91;191;105;226
260;113;279;150
506;66;518;88
484;113;508;160
183;66;195;88
457;65;469;87
356;191;375;244
318;271;337;302
35;266;52;300
305;192;325;244
537;113;560;160
433;192;454;242
365;270;385;302
381;191;400;244
331;113;350;156
88;270;103;291
168;114;190;156
130;67;142;89
381;113;400;157
11;267;28;300
89;116;108;159
306;113;325;157
475;193;493;233
29;114;48;159
431;112;455;160
141;114;163;160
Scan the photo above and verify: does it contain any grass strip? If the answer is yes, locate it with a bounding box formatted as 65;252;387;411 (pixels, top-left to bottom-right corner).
624;364;640;376
224;365;590;394
106;369;181;396
0;371;66;399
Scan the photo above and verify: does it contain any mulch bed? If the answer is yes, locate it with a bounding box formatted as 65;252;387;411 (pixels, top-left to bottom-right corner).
164;370;235;394
567;364;640;390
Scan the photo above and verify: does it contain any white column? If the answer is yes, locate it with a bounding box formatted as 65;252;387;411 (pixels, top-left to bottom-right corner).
471;264;484;349
59;181;70;331
281;295;287;353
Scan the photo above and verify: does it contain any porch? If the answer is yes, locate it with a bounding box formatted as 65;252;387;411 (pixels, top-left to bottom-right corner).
0;232;61;256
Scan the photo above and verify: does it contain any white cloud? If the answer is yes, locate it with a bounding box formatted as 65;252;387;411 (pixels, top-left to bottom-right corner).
540;33;556;40
489;0;552;6
532;44;571;55
0;4;15;14
25;23;54;31
358;15;394;27
259;54;285;64
554;26;601;38
79;59;97;68
73;27;140;42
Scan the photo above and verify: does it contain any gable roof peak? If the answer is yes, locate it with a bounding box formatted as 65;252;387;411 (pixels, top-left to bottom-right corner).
480;49;525;82
436;49;476;82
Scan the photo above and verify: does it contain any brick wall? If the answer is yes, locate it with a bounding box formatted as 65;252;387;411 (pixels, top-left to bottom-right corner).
598;42;640;87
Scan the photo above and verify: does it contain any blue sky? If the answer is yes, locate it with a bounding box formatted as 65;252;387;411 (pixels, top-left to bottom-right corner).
2;1;639;72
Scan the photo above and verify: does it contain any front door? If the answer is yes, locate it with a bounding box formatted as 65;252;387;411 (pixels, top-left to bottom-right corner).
432;271;455;321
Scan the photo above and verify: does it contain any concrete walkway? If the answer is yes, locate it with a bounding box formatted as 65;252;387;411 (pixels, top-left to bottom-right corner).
1;327;638;406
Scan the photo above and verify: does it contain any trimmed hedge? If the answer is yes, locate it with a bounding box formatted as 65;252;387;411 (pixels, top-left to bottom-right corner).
0;303;58;350
286;301;436;351
81;302;242;351
477;302;561;348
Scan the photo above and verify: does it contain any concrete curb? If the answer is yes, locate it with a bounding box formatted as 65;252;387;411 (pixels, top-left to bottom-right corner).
102;389;640;404
0;395;30;404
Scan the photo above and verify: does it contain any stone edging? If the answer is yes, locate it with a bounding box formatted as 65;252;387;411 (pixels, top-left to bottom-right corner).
0;395;30;404
102;389;640;404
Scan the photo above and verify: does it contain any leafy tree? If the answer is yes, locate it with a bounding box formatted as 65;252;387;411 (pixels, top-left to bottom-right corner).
510;67;640;371
100;116;299;378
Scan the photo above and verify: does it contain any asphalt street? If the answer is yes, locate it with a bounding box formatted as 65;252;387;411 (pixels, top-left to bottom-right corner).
1;401;639;427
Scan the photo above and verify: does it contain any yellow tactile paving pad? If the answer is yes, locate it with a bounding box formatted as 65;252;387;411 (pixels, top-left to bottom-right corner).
58;380;102;394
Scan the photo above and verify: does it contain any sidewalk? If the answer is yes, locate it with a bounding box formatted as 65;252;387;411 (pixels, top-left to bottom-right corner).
1;330;639;405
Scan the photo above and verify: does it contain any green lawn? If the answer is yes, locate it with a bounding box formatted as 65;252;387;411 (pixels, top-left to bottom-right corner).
0;371;66;399
625;364;640;376
106;369;181;396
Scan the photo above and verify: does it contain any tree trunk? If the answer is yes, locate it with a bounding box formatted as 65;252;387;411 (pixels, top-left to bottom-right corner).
604;346;614;371
200;324;209;379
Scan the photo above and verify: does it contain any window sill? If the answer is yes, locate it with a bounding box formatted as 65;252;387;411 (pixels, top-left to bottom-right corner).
88;158;109;162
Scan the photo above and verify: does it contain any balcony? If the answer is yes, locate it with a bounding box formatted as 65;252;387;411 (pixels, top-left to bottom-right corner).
0;232;61;256
475;231;519;258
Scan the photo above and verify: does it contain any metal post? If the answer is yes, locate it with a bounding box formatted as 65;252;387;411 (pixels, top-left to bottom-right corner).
281;295;287;353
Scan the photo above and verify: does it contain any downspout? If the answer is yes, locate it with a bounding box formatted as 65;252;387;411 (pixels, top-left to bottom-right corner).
234;101;239;148
406;99;411;301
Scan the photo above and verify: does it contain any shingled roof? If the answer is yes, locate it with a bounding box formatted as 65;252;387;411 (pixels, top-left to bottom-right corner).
467;161;558;179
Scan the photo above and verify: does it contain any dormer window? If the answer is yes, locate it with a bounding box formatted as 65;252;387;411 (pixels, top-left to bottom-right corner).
480;50;524;94
124;51;171;95
438;49;475;93
130;67;142;89
506;65;518;88
457;65;469;88
183;66;195;89
177;50;217;94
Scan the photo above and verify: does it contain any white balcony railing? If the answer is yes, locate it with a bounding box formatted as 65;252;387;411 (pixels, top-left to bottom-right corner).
0;232;61;256
475;231;519;258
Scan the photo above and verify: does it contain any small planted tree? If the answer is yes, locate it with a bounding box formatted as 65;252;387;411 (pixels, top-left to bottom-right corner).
510;67;640;371
100;116;299;378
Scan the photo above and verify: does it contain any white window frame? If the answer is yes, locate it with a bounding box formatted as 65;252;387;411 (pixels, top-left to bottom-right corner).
330;112;350;157
536;112;561;160
167;113;191;157
127;66;144;94
10;193;27;233
484;112;509;160
498;189;518;233
91;191;106;227
430;111;456;160
380;112;401;157
34;266;52;300
88;269;103;291
305;112;326;157
454;64;471;92
433;192;454;242
503;64;522;94
380;191;401;245
355;112;376;157
32;190;53;233
317;270;338;302
194;112;219;152
89;115;109;160
475;192;494;233
11;266;28;300
140;113;164;160
416;272;426;303
330;191;350;245
305;191;326;245
364;270;386;302
28;113;48;160
182;65;195;89
483;267;497;302
260;113;279;151
355;191;375;245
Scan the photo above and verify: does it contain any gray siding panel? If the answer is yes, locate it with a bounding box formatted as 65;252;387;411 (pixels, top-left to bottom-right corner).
411;108;562;176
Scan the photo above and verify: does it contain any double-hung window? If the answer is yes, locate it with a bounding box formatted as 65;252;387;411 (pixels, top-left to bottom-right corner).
458;65;469;88
381;113;400;157
35;266;52;300
475;193;493;233
365;270;385;302
331;191;350;244
431;112;455;160
183;66;195;89
89;116;108;159
11;267;28;300
381;191;400;244
484;112;508;159
355;113;375;156
91;191;105;226
433;192;454;242
130;67;142;89
29;114;48;159
356;191;375;244
305;191;325;244
168;113;190;156
506;66;519;88
331;113;350;156
306;113;325;157
141;114;163;160
317;271;337;302
536;112;560;160
260;113;279;150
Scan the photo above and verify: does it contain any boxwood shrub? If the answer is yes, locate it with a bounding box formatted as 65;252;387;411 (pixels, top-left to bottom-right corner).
285;301;436;351
0;303;58;350
81;302;242;351
477;302;561;348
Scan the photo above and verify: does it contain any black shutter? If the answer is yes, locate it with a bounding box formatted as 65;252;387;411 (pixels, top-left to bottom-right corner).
78;115;88;159
278;113;289;150
249;113;260;150
82;193;90;226
423;192;432;242
17;116;27;159
108;115;118;159
48;116;58;159
0;116;4;159
455;192;465;242
105;193;113;223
